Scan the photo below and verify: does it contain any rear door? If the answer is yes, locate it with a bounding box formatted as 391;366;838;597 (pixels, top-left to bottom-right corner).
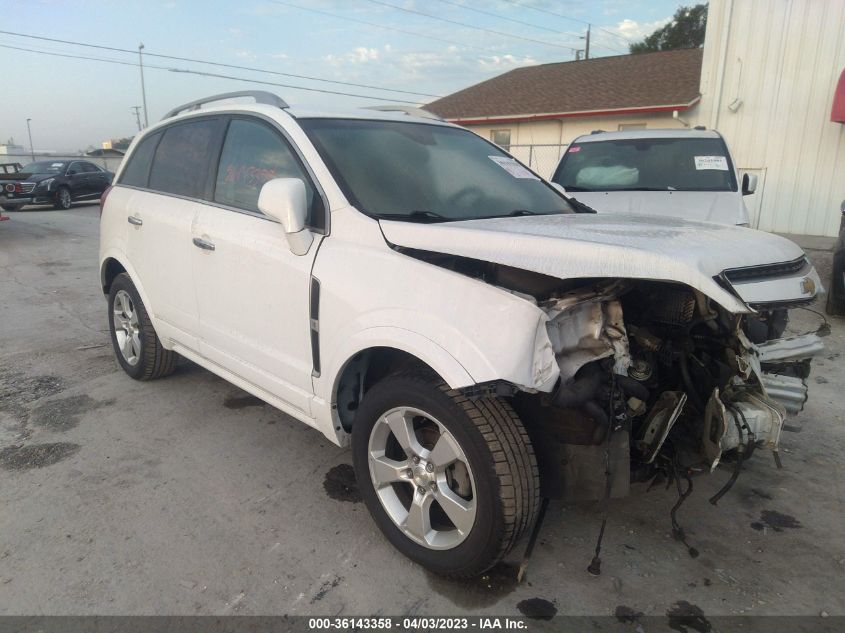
81;162;111;197
191;115;327;415
122;117;224;350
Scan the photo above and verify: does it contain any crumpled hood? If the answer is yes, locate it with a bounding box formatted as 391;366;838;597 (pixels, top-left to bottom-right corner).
567;190;749;225
380;213;811;313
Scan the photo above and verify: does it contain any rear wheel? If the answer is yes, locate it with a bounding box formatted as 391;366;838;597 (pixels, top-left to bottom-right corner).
108;273;177;380
352;371;539;578
1;204;14;211
54;187;72;210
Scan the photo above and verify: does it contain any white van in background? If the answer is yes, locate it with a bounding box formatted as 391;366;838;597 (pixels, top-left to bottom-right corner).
551;128;757;226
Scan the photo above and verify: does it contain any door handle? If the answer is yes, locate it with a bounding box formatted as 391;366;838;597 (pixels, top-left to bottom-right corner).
192;237;215;251
127;216;143;226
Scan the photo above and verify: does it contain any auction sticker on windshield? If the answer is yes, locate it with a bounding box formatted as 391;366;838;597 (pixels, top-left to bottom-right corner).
488;156;538;179
694;155;729;170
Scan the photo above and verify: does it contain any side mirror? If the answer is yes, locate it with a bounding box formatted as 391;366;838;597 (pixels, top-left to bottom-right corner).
258;178;313;256
550;182;567;195
67;169;77;176
741;172;757;196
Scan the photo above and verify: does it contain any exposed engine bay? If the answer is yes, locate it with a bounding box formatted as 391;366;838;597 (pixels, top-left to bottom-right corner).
516;278;823;505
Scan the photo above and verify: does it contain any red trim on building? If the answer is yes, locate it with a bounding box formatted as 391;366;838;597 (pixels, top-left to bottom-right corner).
832;68;845;123
448;99;700;126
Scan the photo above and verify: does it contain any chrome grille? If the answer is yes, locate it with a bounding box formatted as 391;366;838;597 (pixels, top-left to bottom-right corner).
19;183;35;193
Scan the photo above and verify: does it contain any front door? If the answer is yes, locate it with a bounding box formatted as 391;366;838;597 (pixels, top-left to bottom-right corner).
191;116;326;414
66;161;91;199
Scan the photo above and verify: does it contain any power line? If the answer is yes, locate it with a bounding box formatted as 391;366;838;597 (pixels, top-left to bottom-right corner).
495;0;636;45
0;43;422;104
430;0;581;37
0;29;441;98
361;0;580;52
270;0;502;54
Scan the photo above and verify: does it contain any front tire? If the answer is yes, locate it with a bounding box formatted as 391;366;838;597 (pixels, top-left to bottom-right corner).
54;187;72;210
352;372;539;578
108;273;176;380
1;204;15;212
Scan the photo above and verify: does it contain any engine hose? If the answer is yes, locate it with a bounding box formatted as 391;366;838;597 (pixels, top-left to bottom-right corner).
709;404;747;506
614;374;650;401
680;354;705;412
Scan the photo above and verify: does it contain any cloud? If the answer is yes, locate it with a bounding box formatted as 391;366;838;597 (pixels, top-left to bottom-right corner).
234;49;258;61
478;54;537;71
324;46;381;66
608;17;671;42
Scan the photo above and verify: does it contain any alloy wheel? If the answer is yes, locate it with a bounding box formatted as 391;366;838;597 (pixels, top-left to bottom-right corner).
113;289;141;366
367;406;477;550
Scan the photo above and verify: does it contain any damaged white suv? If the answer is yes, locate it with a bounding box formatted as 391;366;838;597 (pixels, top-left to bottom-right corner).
100;92;823;578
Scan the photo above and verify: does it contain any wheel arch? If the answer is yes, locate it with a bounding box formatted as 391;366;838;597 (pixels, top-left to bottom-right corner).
100;256;127;295
327;334;476;433
98;252;155;324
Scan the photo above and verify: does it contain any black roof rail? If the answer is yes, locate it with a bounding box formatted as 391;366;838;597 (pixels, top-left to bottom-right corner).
694;125;707;130
363;105;444;121
162;91;289;120
590;129;606;134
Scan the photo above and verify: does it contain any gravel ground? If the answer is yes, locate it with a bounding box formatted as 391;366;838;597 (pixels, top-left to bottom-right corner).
0;204;843;621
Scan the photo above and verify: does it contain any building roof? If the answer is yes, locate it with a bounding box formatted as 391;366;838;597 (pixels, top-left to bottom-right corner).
424;48;704;125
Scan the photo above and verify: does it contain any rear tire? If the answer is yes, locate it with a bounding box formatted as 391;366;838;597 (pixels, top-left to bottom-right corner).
54;187;72;210
1;204;14;212
108;273;177;380
352;371;539;578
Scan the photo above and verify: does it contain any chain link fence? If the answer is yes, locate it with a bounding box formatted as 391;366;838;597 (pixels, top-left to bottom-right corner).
506;144;568;180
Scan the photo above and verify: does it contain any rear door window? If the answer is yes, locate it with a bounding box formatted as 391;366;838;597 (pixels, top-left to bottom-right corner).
149;119;221;198
119;132;161;188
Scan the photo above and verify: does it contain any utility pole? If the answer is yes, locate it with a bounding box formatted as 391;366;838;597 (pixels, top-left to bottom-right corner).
584;24;591;60
26;118;34;161
131;106;143;132
138;43;149;128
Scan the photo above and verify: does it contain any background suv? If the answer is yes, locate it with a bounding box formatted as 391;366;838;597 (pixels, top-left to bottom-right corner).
551;128;756;225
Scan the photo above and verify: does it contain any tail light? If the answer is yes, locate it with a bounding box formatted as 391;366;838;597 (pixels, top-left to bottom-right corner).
14;183;24;193
99;185;113;217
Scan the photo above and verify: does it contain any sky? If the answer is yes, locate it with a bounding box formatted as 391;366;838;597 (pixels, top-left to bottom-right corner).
0;0;682;152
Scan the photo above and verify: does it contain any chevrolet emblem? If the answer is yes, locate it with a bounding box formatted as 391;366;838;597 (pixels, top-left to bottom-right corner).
800;277;816;295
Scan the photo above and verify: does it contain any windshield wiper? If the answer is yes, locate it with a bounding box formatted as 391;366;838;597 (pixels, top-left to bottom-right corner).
376;210;451;223
566;196;598;214
507;209;540;216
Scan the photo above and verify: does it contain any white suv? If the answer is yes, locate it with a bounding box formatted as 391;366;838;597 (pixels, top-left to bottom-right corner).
100;91;823;578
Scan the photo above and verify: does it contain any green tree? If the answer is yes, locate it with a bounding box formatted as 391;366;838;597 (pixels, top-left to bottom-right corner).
629;3;708;54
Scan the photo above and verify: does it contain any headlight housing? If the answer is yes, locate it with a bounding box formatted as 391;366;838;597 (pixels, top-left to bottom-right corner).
37;178;55;190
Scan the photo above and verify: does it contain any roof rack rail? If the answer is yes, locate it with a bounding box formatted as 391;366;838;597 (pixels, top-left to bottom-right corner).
363;105;444;121
162;91;289;120
590;129;606;134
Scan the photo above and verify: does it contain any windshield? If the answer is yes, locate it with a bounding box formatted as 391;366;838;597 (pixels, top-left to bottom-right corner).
299;118;573;222
552;137;737;193
22;161;67;174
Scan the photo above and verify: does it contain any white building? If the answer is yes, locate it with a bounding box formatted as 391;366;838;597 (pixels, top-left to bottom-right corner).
695;0;845;237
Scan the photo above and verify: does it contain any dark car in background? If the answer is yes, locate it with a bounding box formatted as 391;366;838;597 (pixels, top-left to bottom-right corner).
827;199;845;316
0;159;114;211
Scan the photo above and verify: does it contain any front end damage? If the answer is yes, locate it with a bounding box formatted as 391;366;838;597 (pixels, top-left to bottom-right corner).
517;279;823;504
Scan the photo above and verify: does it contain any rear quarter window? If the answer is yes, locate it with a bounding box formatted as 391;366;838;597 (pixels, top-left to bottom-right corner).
119;132;161;188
